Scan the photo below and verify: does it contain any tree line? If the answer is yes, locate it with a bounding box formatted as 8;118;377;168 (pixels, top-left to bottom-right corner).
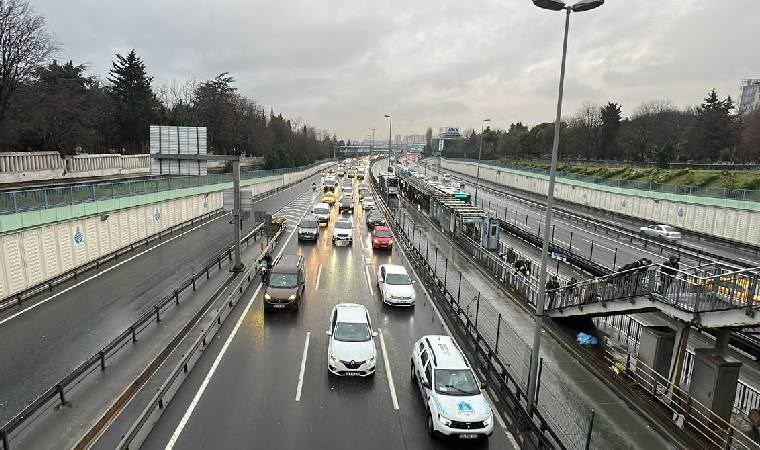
0;0;334;169
440;90;760;164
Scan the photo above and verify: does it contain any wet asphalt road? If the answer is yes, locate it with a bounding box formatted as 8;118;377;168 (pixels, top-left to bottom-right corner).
426;165;760;270
0;175;320;425
141;176;513;450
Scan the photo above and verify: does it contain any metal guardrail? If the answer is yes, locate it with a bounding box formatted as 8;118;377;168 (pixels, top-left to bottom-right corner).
0;160;331;215
430;163;753;270
0;209;223;312
0;217;271;450
448;157;760;202
117;224;285;449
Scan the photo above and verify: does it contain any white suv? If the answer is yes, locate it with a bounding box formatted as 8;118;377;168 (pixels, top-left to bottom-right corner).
411;335;493;439
377;264;416;306
332;217;353;245
312;203;331;225
327;303;377;376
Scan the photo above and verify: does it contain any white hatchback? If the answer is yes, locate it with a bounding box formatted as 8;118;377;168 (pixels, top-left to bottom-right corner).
327;303;377;377
377;264;416;306
362;196;376;210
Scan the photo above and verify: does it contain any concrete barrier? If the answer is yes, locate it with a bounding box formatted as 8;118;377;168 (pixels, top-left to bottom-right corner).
441;159;760;247
0;152;151;184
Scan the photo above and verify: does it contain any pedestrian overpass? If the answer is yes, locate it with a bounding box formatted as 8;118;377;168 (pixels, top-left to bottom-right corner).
545;263;760;328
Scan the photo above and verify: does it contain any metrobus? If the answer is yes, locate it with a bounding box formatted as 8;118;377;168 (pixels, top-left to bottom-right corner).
381;175;399;196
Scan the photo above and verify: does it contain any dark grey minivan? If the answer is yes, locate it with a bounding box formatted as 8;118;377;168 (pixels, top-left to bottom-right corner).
264;254;305;311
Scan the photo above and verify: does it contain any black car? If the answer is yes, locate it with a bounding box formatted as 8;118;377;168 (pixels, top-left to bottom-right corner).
339;198;354;214
366;211;386;228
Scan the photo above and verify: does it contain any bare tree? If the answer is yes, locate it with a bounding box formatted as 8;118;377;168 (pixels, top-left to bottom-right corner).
0;0;55;124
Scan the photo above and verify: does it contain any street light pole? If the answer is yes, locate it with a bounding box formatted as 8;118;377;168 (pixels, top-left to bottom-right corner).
384;114;392;167
474;118;490;205
526;0;604;417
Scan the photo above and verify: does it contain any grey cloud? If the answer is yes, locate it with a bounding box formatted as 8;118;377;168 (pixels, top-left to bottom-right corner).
31;0;760;139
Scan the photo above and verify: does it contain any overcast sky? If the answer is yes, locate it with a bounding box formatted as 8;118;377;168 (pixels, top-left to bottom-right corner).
32;0;760;140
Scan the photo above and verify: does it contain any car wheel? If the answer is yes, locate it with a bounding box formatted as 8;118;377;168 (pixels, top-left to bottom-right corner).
411;361;416;382
426;413;436;437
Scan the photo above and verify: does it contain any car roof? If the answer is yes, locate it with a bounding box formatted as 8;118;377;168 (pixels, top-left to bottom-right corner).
274;254;302;273
301;214;319;222
421;335;468;370
314;202;330;208
335;303;369;323
374;226;391;233
382;264;407;274
336;216;352;223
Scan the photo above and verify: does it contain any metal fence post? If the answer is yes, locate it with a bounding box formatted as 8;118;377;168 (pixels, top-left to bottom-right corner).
613;248;618;269
590;241;595;259
444;259;448;288
551;224;555;243
585;410;596;450
494;313;502;355
434;248;438;275
457;272;462;302
474;293;480;328
569;231;573;252
534;357;544;405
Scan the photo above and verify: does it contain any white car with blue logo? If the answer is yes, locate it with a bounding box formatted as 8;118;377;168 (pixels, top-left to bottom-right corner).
411;335;493;439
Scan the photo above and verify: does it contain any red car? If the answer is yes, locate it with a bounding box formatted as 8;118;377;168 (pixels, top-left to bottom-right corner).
372;226;393;250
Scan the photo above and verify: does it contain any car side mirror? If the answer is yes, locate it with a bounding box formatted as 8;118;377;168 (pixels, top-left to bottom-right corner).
372;331;378;337
412;280;417;284
422;378;431;389
326;330;332;336
479;380;487;389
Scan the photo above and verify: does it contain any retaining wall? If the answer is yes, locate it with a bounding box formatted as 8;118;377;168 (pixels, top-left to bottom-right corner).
441;159;760;247
0;161;330;303
0;152;151;184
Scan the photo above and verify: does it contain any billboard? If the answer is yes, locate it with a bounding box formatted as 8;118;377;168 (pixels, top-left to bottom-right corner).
149;126;208;176
438;127;461;139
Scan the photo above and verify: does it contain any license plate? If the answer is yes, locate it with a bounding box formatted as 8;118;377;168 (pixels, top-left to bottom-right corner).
459;434;478;439
345;372;361;377
272;304;286;309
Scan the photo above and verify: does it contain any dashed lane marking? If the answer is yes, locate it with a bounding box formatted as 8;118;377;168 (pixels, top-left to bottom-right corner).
315;264;322;290
378;328;399;410
295;331;311;402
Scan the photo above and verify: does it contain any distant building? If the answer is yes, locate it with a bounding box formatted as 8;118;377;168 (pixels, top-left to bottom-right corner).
739;79;760;113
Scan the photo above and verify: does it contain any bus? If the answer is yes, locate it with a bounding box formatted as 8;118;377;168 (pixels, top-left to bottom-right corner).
381;175;399;196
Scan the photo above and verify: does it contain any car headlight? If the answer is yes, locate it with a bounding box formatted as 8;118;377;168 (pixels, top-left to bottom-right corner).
483;415;492;426
438;414;452;427
288;294;296;300
264;293;271;300
368;355;376;364
329;354;338;364
373;239;379;244
388;239;393;244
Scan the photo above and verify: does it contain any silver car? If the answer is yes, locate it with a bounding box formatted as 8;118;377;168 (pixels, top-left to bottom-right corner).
639;224;682;241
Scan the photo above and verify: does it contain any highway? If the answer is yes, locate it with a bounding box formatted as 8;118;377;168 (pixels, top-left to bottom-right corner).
135;175;515;450
426;164;760;271
0;175;320;425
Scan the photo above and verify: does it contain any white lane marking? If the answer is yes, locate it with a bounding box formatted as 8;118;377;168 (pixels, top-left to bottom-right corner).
295;331;311;402
0;213;227;327
378;328;399;410
166;214;302;449
165;283;262;450
315;264;322;290
364;265;374;296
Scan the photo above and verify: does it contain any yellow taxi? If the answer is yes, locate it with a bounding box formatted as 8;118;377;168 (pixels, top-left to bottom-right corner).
322;191;336;205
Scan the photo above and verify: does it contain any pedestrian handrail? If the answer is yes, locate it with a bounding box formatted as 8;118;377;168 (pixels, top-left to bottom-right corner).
0;159;332;215
545;263;760;315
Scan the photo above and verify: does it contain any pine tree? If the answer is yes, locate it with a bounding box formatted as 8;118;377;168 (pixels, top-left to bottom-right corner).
693;89;736;161
108;50;157;152
600;102;622;159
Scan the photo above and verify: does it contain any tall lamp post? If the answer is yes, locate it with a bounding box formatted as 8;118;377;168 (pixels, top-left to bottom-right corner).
384;114;392;167
371;128;377;154
526;0;605;417
474;118;491;206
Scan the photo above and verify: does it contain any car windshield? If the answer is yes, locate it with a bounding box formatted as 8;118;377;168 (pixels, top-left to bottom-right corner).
375;230;391;238
335;221;352;229
269;273;298;288
333;322;371;342
300;220;318;228
364;197;374;202
313;207;329;215
385;273;410;285
370;213;383;221
434;369;480;396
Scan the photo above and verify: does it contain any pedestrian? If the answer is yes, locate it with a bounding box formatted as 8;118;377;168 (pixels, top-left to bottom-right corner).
546;275;560;308
564;276;579;307
261;253;273;283
660;255;679;294
505;247;516;264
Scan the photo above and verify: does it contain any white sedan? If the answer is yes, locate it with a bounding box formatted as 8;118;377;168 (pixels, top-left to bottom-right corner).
639;224;682;241
377;264;416;306
326;303;377;376
362;196;376;210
